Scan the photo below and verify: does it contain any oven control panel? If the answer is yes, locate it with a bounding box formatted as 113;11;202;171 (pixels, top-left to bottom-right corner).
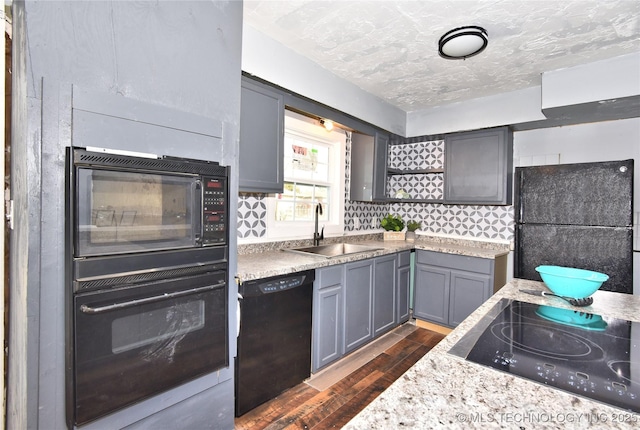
202;177;227;245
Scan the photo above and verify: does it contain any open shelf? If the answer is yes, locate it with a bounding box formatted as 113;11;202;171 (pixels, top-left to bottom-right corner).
385;198;444;204
387;168;444;175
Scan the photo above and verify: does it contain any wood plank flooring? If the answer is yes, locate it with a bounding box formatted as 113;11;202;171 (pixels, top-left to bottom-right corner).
235;325;445;430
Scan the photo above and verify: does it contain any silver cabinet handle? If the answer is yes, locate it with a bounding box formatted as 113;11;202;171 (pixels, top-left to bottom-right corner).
237;293;243;337
80;283;224;314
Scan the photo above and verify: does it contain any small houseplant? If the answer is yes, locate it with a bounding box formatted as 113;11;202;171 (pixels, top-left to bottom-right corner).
380;214;405;240
406;220;421;242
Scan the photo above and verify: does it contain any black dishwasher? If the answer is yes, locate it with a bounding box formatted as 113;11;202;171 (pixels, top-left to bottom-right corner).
235;270;315;416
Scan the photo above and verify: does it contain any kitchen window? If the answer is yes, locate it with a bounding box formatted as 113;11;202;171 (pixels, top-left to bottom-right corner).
266;110;345;239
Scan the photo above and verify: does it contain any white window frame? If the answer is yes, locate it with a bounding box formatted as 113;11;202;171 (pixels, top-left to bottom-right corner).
265;110;345;240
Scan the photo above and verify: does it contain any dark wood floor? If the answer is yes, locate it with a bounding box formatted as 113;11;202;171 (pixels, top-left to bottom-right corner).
235;326;445;430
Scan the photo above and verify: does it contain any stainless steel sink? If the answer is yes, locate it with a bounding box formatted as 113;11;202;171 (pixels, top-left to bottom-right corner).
284;243;382;258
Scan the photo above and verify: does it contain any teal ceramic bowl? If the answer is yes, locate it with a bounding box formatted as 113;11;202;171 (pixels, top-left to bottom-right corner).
535;265;609;298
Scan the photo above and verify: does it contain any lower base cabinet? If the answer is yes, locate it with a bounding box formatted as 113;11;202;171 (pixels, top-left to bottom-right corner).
396;251;411;324
312;252;405;373
312;265;344;372
344;259;374;353
373;254;397;338
414;250;506;328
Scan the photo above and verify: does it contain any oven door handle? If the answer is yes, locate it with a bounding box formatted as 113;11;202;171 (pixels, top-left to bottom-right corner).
79;283;224;314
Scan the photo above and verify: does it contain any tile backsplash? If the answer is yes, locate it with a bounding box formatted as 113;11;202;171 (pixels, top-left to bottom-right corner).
390;202;513;241
238;137;514;242
237;193;267;239
389;140;444;170
387;140;444;200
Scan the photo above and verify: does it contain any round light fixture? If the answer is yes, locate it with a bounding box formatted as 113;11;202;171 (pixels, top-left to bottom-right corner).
438;26;488;60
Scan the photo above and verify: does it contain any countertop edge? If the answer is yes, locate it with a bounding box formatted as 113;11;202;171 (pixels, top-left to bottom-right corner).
236;239;510;282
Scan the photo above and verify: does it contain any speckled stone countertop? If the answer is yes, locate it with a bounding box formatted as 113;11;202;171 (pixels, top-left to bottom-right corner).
236;234;510;282
343;279;640;430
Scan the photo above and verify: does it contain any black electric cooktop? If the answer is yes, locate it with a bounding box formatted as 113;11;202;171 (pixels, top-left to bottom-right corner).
449;299;639;413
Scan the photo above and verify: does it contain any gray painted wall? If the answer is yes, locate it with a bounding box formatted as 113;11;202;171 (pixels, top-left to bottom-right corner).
9;1;242;429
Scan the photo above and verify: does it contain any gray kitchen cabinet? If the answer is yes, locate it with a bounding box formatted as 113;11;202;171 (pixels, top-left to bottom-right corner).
373;132;390;200
239;77;285;192
312;265;344;373
414;250;503;328
444;126;513;205
312;252;405;372
414;264;450;325
386;127;512;204
373;254;397;337
350;131;389;201
448;270;491;327
344;259;374;353
396;251;411;324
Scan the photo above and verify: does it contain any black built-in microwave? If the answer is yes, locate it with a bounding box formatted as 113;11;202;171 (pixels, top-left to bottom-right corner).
67;147;229;258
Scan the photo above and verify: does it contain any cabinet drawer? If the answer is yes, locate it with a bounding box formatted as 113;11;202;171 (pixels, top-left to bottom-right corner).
416;250;492;274
398;250;411;268
316;265;343;290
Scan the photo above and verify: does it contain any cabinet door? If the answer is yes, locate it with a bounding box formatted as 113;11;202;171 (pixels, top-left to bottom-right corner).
444;127;513;205
448;270;491;327
313;265;344;372
372;132;389;200
414;264;450;325
396;265;410;324
373;255;396;337
239;78;284;192
344;260;373;353
312;284;344;372
350;131;388;202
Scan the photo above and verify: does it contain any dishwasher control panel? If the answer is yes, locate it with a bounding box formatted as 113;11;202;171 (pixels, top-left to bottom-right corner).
259;276;306;293
240;270;315;297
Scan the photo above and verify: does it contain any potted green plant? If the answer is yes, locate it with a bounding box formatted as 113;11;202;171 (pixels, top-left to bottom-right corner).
380;214;405;241
406;220;421;242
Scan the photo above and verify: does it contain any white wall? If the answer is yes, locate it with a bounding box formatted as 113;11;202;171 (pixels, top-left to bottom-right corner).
542;53;640;109
407;86;546;136
514;118;640;294
242;25;406;135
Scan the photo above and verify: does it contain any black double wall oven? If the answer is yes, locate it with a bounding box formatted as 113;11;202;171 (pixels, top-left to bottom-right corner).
65;148;230;426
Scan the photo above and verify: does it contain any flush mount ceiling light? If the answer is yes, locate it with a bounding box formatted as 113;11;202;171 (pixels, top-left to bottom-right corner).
438;26;488;60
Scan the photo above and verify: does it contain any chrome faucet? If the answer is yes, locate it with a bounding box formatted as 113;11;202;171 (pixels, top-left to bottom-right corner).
313;203;324;246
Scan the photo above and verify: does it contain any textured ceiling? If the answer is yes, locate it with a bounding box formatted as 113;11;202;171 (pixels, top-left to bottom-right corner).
243;0;640;112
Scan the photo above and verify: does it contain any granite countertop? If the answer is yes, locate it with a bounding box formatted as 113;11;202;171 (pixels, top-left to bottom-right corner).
236;235;510;282
343;279;640;429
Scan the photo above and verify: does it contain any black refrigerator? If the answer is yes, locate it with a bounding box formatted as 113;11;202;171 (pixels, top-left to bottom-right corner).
514;159;634;294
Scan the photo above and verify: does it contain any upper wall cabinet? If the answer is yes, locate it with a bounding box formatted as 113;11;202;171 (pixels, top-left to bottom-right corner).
373;132;390;201
350;131;389;202
444;127;513;205
239;77;285;193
